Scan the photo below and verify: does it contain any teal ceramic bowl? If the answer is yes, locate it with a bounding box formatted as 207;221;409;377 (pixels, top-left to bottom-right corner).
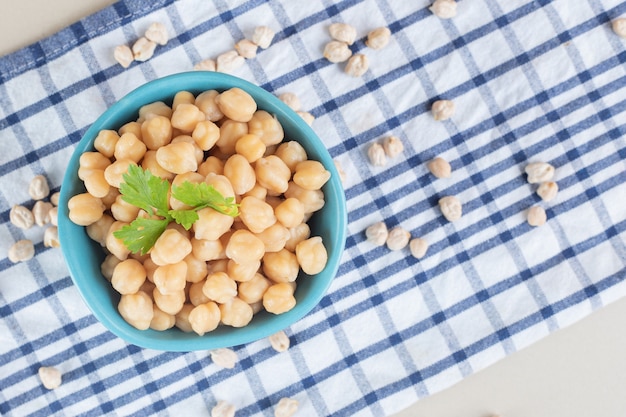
58;72;347;351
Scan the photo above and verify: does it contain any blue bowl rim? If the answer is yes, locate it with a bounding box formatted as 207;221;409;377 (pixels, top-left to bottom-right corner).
58;71;347;351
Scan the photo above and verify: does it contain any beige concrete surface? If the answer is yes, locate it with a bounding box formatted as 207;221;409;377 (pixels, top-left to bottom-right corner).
1;2;625;417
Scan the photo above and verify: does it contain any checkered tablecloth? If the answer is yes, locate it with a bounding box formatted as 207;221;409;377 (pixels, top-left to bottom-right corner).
2;0;626;416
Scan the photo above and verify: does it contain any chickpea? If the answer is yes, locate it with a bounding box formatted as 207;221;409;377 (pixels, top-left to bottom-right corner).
138;101;172;122
227;259;260;283
104;159;137;188
170;103;205;133
195;90;224;122
219;297;253;327
155;141;198;174
118;291;154;330
284;223;311;252
111;259;147;294
284;182;325;213
153;261;188;294
217;119;248;155
255;155;291;194
79;152;111;172
184;253;208;283
293;160;330;191
82;169;110;199
223;154;256;195
150;305;176;331
94;130;119;158
174;303;195;332
141;150;174;180
68;193;105;226
101;254;122;281
119;121;143;139
143;257;158;282
202;271;237;303
275;141;308;172
171;135;204;165
255;223;290;252
274;198;305;228
153;287;186;315
172;91;195;110
192;120;220;151
216;88;257;122
248;110;284;146
193;207;235;241
197;156;225;176
141;115;173;150
239;196;276;233
191;237;225;261
204;173;236;199
189;280;210;306
263;283;296;314
235;134;266;163
295;236;328;275
262;249;299;283
150;229;192;266
114;132;147;163
106;221;131;260
189;302;221;335
225;229;265;264
243;183;268;200
110;194;141;223
238;273;271;304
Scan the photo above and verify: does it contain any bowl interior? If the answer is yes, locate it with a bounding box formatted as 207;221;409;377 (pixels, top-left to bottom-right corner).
58;72;347;351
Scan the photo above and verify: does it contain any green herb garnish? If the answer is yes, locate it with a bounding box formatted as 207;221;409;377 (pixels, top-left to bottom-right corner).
113;165;239;255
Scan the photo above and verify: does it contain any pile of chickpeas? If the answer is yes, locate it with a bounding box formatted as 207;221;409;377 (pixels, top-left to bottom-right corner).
67;86;330;335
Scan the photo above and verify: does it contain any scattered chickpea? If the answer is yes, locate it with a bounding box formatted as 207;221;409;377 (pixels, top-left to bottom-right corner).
427;157;452;178
431;99;455;121
8;240;35;263
10;205;34;230
274;397;299;417
345;53;369;77
145;22;168;46
612;18;626;38
251;26;275;49
38;366;62;390
409;237;429;259
324;40;353;63
296;111;315;126
114;45;134;68
382;136;404;158
537;181;559;202
235;39;258;58
365;27;391;49
278;92;302;112
366;222;388;246
269;330;290;352
50;191;60;206
212;401;236;417
386;226;411;251
216;50;245;73
333;159;347;183
527;206;547;227
132;37;157;62
29;175;50;200
194;59;216;71
329;23;357;45
210;348;238;369
525;162;555;184
430;0;457;19
367;142;387;166
439;195;462;222
44;226;60;248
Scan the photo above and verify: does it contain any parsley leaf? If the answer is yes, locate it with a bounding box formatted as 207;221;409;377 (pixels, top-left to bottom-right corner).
168;209;199;230
119;164;170;217
171;181;239;217
113;218;169;255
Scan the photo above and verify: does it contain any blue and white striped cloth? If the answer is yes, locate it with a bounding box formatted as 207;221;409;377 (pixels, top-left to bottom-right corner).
2;0;626;415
